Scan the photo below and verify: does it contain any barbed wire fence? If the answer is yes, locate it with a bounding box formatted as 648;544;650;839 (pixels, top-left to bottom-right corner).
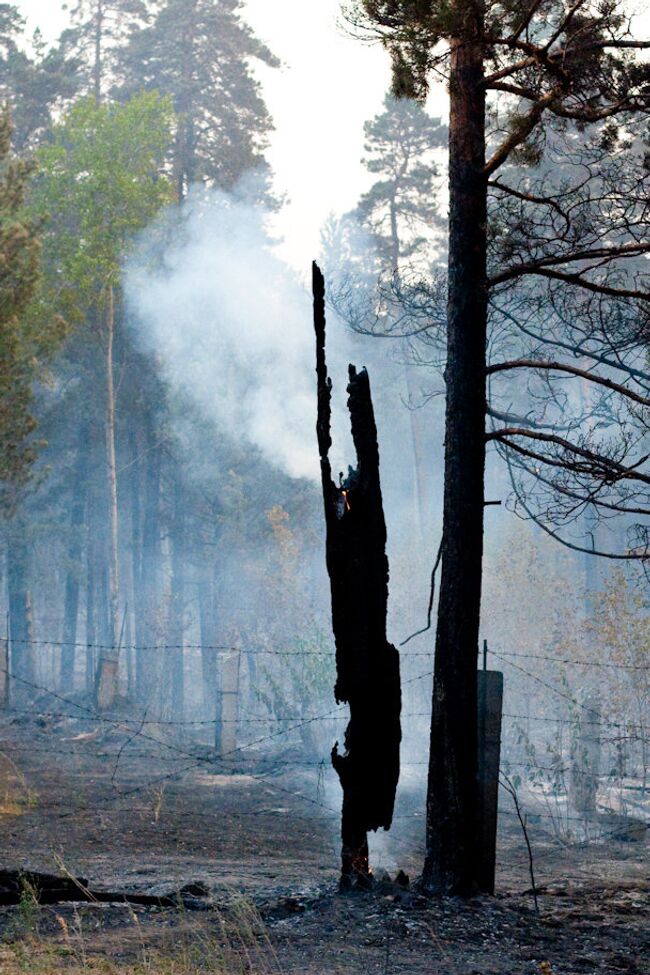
0;632;647;896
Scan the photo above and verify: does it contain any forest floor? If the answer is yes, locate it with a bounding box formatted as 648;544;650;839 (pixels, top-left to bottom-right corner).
0;706;647;975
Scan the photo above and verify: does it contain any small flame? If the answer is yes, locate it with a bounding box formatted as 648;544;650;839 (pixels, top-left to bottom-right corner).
341;489;351;512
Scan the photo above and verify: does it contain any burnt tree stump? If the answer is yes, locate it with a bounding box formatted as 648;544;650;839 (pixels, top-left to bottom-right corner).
312;262;401;889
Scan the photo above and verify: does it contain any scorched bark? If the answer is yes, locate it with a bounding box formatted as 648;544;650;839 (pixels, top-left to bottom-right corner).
312;262;401;888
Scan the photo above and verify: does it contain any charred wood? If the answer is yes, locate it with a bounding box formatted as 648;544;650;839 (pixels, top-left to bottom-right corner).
312;262;401;890
0;870;210;910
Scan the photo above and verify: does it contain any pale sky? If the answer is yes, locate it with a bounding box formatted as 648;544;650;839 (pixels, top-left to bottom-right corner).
15;0;418;271
18;1;646;272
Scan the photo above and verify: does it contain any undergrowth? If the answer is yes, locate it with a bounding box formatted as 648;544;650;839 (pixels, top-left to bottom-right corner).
0;895;281;975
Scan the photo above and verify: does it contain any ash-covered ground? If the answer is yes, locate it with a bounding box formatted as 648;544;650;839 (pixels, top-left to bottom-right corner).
0;709;647;974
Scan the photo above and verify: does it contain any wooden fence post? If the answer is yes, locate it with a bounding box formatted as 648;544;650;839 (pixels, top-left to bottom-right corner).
477;665;504;894
0;613;9;709
569;691;601;818
217;648;241;758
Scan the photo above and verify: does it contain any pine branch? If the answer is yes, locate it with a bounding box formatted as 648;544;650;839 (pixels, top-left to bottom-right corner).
486;360;650;408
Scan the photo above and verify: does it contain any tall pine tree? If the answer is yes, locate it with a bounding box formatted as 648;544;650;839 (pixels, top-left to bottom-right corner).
349;0;650;894
60;0;150;102
118;0;279;199
356;93;446;271
0;107;64;507
0;6;78;149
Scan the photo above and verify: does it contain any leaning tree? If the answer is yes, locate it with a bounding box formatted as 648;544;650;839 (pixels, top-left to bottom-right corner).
345;0;650;894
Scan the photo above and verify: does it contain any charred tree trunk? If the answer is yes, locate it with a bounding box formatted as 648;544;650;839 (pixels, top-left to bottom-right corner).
313;262;401;889
423;11;488;895
60;426;89;692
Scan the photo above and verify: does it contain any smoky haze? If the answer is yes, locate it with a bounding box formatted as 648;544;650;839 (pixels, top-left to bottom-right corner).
127;186;325;481
2;1;648;944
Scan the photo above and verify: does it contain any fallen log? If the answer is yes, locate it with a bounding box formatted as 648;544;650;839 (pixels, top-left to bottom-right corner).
0;869;210;909
312;262;401;890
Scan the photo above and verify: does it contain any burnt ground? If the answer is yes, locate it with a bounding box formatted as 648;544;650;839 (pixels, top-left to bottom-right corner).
0;708;648;975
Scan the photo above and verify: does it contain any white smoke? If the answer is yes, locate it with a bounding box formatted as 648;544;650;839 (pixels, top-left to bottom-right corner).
125;184;354;481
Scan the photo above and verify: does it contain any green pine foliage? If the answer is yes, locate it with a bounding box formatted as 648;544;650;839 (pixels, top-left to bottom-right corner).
356;93;446;268
117;0;279;198
0;6;79;150
0;108;65;510
59;0;151;101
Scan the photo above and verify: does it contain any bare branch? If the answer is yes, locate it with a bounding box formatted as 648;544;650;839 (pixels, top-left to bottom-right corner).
485;90;562;176
507;452;650;516
487;360;650;408
489;300;650;386
494;266;650;302
491;241;650;285
488;427;650;486
498;439;649;561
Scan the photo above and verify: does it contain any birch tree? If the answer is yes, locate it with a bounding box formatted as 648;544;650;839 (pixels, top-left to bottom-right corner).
32;92;174;707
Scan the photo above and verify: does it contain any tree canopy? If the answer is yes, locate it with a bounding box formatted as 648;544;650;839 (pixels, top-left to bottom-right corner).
0;107;65;510
0;5;78;150
118;0;279;199
31;91;176;321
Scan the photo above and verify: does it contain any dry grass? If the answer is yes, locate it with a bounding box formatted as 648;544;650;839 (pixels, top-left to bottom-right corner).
0;895;282;975
0;751;38;816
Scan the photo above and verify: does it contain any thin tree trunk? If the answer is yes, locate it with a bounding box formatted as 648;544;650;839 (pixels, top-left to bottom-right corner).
388;196;431;541
139;416;162;703
6;519;36;702
404;364;431;541
96;286;120;709
94;0;103;104
60;427;89;691
106;286;119;646
173;10;197;201
128;428;142;700
85;503;97;694
423;10;488;895
198;575;218;718
169;475;185;722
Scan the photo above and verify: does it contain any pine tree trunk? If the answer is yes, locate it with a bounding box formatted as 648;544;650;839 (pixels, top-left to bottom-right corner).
404;364;431;541
198;575;218;719
172;9;197;201
85;503;97;694
60;427;89;691
169;476;185;722
94;0;104;103
388;196;431;541
423;13;488;895
96;286;120;709
129;428;142;700
6;521;35;702
139;415;162;703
